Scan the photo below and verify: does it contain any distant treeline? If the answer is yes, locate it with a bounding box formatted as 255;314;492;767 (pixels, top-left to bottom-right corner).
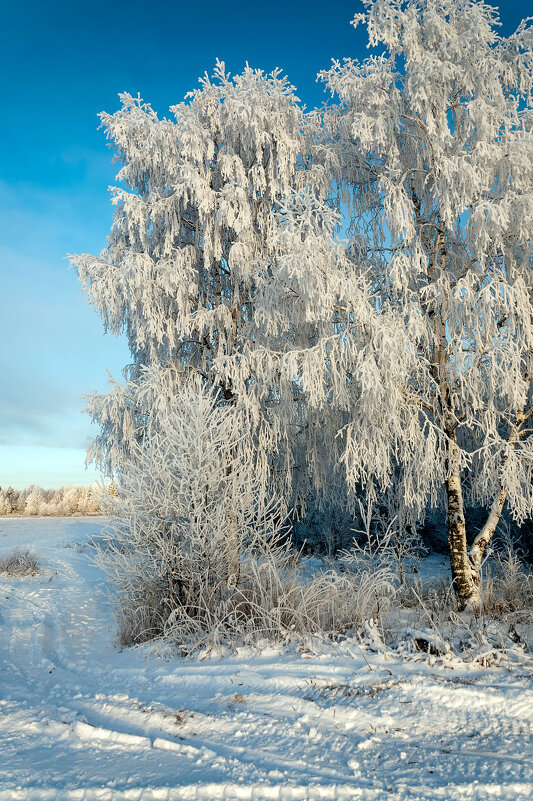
0;484;111;517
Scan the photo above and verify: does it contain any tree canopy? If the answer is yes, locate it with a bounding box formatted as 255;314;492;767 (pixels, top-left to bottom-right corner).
72;0;533;609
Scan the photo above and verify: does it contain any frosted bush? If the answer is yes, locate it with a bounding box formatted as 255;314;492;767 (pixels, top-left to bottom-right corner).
93;374;290;646
0;548;40;577
93;375;395;652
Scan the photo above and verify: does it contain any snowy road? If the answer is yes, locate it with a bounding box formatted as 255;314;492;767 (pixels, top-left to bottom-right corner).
1;518;533;800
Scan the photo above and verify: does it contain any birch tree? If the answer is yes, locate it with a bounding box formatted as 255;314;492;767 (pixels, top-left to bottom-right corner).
220;0;533;610
70;61;330;495
71;1;533;614
315;0;533;609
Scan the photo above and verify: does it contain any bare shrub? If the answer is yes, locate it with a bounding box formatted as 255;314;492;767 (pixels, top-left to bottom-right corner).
398;574;454;614
339;491;425;587
162;554;396;654
0;548;40;577
479;527;533;620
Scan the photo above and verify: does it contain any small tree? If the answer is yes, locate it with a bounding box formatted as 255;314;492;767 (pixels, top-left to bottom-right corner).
93;374;294;648
24;486;46;517
5;487;17;515
0;489;8;516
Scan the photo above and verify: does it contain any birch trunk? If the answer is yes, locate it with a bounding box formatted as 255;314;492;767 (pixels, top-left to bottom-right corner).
468;488;507;579
444;433;479;611
468;414;524;581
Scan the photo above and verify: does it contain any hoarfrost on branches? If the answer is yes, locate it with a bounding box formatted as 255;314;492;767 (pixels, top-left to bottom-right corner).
313;0;533;607
71;61;344;510
73;0;533;614
223;0;533;608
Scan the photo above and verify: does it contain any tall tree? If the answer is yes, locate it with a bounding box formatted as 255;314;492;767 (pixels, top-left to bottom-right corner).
228;0;533;609
319;0;533;608
71;61;331;496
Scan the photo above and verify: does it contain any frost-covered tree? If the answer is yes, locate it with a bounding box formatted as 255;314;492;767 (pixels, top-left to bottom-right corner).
71;1;533;614
70;62;332;504
221;0;533;609
281;0;533;609
0;485;104;517
24;486;46;517
215;188;393;512
0;489;9;517
93;375;290;646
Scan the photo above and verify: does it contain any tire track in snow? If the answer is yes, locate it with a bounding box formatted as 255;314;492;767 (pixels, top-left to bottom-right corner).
2;519;533;799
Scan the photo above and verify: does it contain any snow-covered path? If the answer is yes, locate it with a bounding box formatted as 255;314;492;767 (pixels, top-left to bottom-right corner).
1;518;533;800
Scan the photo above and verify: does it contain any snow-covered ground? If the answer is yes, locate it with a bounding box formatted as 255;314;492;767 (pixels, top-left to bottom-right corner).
1;518;533;800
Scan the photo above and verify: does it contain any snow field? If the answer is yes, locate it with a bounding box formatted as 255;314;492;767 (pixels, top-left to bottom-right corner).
1;518;533;800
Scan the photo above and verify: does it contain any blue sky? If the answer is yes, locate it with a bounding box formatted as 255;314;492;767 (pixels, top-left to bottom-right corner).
0;0;530;489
